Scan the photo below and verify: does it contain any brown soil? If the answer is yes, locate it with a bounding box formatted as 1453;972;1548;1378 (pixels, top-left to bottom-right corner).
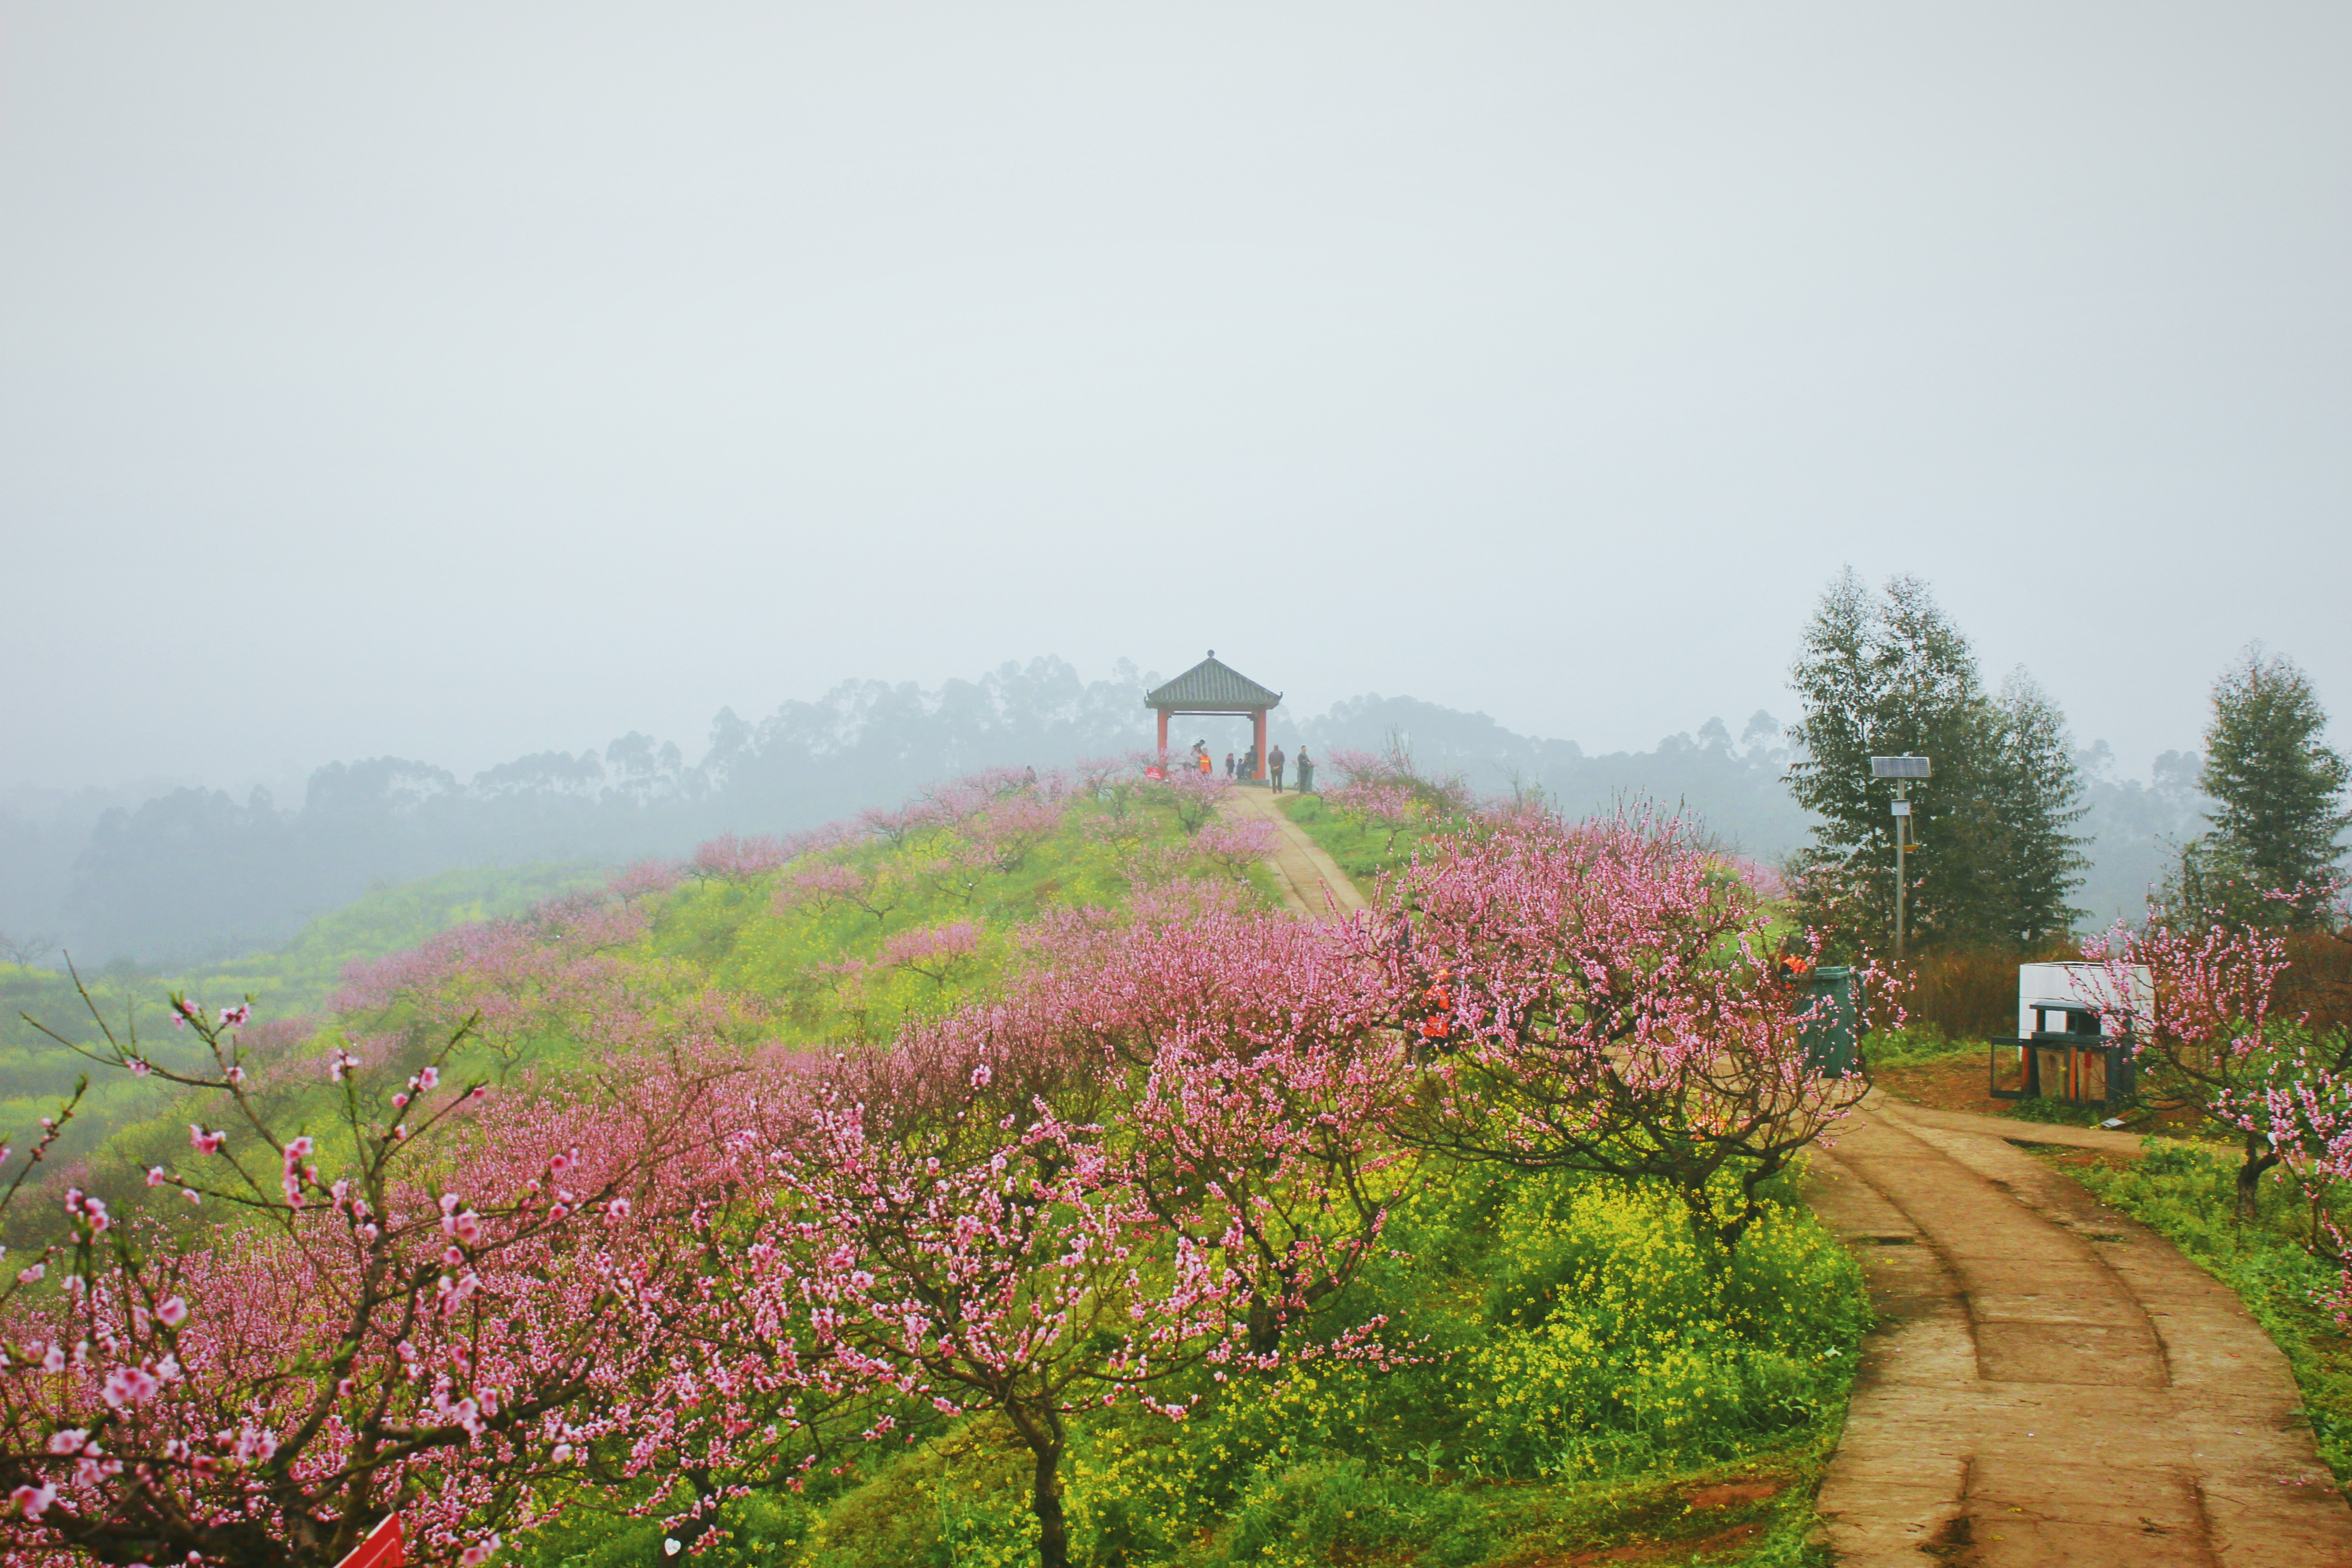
1681;1481;1780;1511
1869;1052;2010;1117
1504;1520;1765;1567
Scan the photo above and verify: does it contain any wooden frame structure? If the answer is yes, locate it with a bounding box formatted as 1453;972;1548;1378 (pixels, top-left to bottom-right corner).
1145;652;1283;781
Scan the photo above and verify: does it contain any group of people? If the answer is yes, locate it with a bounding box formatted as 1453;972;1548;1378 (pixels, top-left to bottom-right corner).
1189;739;1314;794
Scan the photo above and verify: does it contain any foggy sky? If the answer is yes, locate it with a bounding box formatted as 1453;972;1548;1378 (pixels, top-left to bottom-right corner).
4;3;2346;794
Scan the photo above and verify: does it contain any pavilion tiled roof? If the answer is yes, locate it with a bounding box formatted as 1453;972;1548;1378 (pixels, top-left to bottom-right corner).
1144;653;1283;712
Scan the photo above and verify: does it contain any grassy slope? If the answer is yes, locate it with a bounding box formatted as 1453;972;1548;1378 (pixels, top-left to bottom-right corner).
186;862;611;1017
10;777;1872;1567
30;780;1270;1213
0;862;606;1184
525;793;1862;1567
1274;792;1426;891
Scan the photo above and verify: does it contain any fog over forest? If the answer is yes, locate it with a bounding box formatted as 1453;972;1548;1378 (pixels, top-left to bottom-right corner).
5;5;2340;981
0;656;2205;968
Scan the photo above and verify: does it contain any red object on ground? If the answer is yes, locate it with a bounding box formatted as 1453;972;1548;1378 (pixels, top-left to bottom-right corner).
333;1514;404;1568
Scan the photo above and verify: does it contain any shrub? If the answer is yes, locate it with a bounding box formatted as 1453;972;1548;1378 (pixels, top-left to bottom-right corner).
1460;1175;1867;1479
1216;1455;1489;1567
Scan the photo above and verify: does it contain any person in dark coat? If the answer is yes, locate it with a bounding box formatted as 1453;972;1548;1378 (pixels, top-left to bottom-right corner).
1224;751;1236;779
1294;749;1315;794
1269;744;1288;794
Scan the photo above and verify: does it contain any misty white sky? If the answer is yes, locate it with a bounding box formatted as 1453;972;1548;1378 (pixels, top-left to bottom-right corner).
3;3;2345;796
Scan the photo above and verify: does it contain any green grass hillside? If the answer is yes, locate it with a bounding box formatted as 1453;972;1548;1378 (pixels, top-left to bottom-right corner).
521;1166;1865;1568
5;767;1871;1567
10;769;1277;1213
0;862;606;1188
187;862;613;1016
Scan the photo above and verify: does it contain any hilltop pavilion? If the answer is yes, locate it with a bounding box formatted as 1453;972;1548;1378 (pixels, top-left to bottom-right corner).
1145;652;1283;780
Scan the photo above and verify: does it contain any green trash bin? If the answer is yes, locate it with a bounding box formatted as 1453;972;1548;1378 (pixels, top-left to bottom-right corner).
1797;966;1862;1079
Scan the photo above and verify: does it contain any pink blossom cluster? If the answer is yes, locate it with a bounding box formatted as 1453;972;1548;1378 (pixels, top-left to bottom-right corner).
0;1009;822;1568
872;921;983;985
324;888;701;1062
1318;746;1475;850
688;822;858;883
858;768;1057;848
605;859;682;902
774;859;899;922
332;893;650;1018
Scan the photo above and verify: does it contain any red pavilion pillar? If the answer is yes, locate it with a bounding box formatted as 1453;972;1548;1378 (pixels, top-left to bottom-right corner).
1253;710;1268;780
1156;708;1170;755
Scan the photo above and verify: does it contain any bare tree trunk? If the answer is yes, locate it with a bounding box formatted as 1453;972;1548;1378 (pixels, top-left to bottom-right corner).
2237;1134;2280;1220
1030;1441;1070;1568
1246;1295;1284;1357
1682;1185;1738;1276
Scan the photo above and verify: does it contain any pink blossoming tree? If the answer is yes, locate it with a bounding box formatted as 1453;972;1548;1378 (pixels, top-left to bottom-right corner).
0;982;801;1568
765;1043;1244;1568
2080;888;2352;1220
1374;810;1871;1254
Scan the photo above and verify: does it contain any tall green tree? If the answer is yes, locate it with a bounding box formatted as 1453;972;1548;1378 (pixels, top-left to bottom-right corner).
1973;671;2092;945
1784;569;2087;954
2185;647;2348;927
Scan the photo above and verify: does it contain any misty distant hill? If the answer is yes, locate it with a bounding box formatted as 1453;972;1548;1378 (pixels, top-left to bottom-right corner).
0;656;2193;966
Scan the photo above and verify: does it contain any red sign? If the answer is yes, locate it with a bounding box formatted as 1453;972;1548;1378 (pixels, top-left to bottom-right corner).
332;1514;404;1568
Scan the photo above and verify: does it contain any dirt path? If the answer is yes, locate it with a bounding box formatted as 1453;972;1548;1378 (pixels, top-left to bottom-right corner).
1809;1091;2352;1565
1226;787;1367;918
1218;805;2352;1560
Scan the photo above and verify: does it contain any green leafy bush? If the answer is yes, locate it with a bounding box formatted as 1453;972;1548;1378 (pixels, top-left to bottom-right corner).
1457;1175;1867;1479
1216;1456;1488;1567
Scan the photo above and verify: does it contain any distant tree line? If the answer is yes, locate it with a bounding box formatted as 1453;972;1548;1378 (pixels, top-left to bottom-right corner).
9;660;1163;967
8;620;2333;970
2;658;1815;968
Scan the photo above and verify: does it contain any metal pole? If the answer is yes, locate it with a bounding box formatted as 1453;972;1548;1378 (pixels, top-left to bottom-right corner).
1894;779;1907;961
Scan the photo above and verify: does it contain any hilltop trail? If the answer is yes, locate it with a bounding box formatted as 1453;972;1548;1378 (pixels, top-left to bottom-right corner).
1228;788;1368;919
1808;1092;2352;1566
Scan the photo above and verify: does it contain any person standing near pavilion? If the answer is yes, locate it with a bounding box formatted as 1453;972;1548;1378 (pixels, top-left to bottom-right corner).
1224;750;1236;779
1268;743;1288;794
1294;748;1315;794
